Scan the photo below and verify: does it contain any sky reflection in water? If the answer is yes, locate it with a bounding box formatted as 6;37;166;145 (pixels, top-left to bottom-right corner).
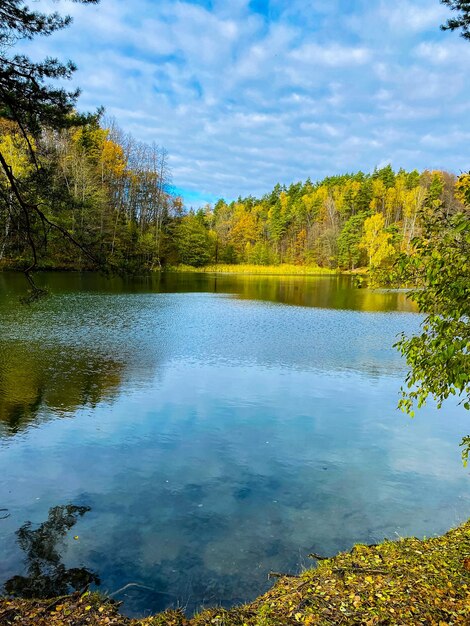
0;272;469;617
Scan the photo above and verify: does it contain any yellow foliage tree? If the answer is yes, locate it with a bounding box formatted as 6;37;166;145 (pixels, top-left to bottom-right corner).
401;186;426;253
360;213;396;269
100;138;126;179
229;204;261;257
370;179;386;213
0;132;35;178
455;172;470;205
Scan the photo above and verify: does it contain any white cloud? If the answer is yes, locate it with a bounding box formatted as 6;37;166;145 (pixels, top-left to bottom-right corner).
14;0;470;205
414;41;470;65
290;43;371;66
378;0;449;34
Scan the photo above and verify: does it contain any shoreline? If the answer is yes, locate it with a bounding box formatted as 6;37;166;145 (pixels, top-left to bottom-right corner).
165;264;344;276
2;519;470;625
0;263;358;277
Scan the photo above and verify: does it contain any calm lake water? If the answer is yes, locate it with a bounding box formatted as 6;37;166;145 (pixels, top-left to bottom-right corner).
0;271;469;616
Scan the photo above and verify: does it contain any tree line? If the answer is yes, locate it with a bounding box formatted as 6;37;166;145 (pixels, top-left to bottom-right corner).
173;166;468;274
1;128;468;275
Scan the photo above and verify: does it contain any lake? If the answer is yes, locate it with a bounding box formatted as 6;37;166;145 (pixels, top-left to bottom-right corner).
0;271;469;617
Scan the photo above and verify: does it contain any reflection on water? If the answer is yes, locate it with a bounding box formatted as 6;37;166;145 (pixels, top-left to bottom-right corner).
0;272;413;438
4;505;99;598
0;271;415;312
0;344;124;435
0;271;468;617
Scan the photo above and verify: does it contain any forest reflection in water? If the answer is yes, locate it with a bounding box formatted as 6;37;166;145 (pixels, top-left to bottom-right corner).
0;271;414;437
1;270;415;311
0;344;124;435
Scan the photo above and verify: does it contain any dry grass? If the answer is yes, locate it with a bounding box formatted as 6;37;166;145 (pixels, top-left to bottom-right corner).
167;264;337;276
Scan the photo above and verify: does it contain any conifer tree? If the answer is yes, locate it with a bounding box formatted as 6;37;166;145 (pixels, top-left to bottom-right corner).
441;0;470;39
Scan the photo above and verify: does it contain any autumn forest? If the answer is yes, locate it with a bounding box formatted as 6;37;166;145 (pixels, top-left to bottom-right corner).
1;116;469;277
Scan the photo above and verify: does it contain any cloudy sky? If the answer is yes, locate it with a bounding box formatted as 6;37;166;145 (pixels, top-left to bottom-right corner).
23;0;470;206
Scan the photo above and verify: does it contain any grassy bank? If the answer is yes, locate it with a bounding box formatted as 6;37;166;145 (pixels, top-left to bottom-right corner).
167;264;338;275
1;263;342;276
2;520;470;625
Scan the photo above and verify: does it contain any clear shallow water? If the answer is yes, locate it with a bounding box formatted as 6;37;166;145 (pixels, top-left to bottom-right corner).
0;272;469;616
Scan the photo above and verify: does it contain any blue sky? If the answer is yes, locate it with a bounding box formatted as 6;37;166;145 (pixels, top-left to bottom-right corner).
24;0;470;207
